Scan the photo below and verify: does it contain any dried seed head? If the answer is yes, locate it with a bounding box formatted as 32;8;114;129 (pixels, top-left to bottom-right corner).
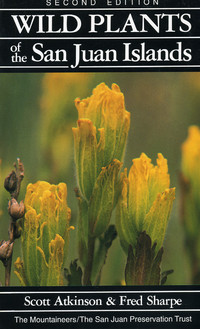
8;199;25;220
4;171;17;193
0;240;13;262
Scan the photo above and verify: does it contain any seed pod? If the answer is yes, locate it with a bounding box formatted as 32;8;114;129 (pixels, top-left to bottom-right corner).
8;199;25;220
0;240;14;264
4;171;17;193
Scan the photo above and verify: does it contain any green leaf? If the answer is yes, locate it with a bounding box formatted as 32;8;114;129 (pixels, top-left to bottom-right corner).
150;246;164;285
91;225;117;285
161;269;174;285
22;209;40;286
64;260;83;286
125;232;164;285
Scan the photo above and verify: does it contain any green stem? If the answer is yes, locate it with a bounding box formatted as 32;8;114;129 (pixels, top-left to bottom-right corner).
3;159;24;286
5;221;15;286
83;237;95;286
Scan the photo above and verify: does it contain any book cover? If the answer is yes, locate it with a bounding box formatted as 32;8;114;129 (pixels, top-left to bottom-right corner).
0;0;199;328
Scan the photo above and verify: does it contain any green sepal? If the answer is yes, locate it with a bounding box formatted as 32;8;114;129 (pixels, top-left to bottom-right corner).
143;188;175;253
125;232;164;285
22;209;40;286
88;159;122;238
108;112;130;165
37;247;49;286
39;234;65;286
116;171;137;252
73;120;98;201
113;170;127;209
116;197;136;253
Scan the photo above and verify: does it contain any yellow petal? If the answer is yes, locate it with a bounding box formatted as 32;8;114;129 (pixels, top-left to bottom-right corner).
148;153;170;206
75;83;128;129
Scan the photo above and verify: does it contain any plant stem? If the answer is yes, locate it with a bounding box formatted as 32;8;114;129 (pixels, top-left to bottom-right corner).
83;237;95;286
4;223;13;286
3;159;24;286
5;259;12;286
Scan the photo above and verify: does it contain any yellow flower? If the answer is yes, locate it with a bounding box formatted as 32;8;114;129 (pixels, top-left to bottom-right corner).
73;83;130;201
182;126;200;195
15;181;73;286
75;83;130;164
24;181;71;241
181;125;200;242
116;153;175;252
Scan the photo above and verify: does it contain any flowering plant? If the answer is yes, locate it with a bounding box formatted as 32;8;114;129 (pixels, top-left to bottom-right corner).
181;126;200;283
14;181;73;286
0;82;176;287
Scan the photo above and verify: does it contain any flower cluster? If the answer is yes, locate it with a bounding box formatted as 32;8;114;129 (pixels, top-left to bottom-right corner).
73;82;175;285
14;82;176;287
73;83;130;202
116;153;175;253
15;181;72;286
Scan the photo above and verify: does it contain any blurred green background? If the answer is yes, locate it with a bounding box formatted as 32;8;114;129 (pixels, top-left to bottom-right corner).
0;72;199;286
